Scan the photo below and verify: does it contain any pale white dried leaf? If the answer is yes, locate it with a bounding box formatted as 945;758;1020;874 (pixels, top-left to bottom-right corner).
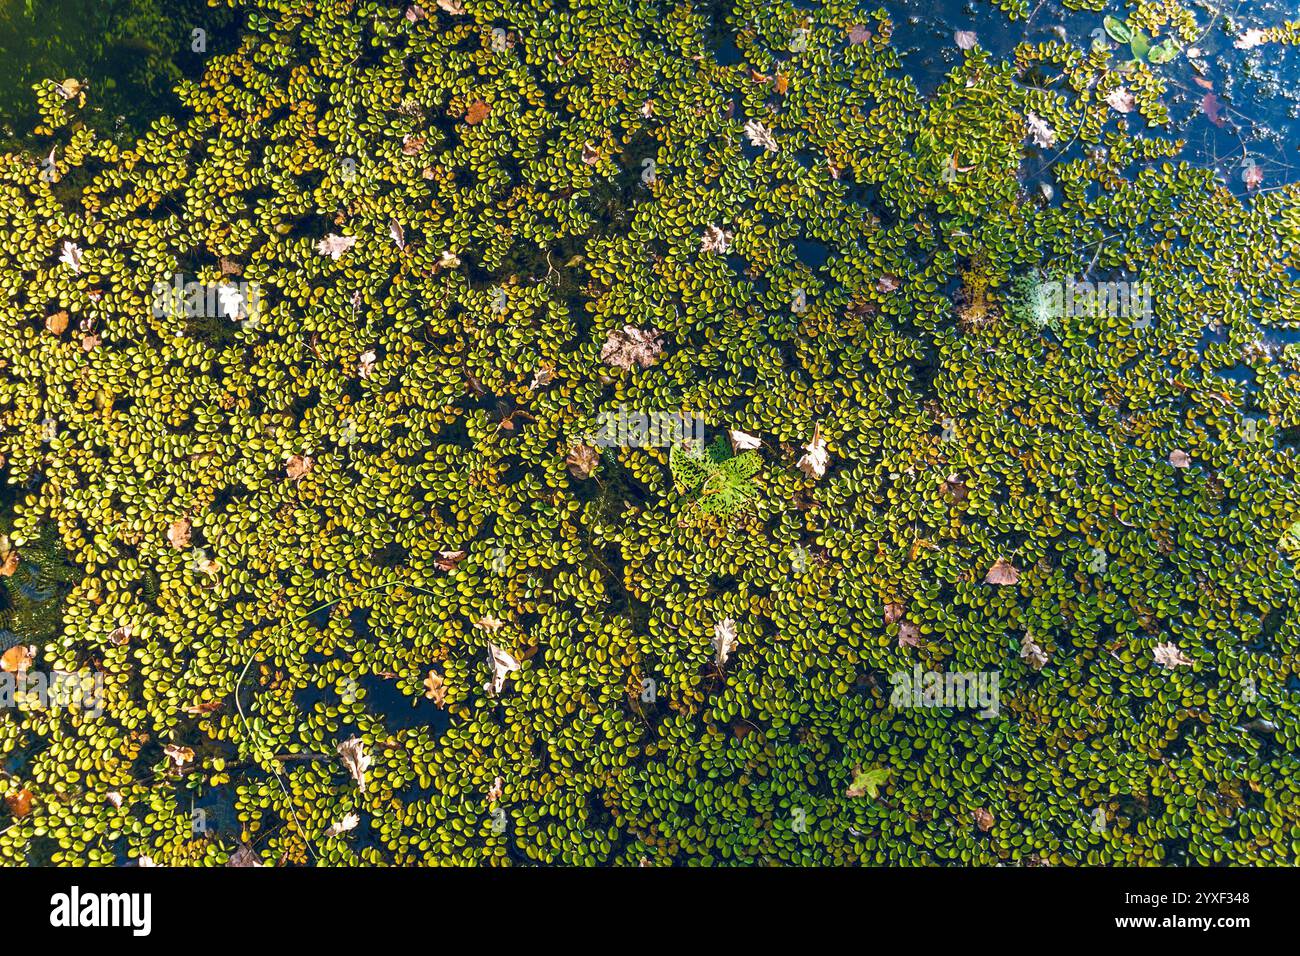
484;641;520;695
317;233;356;259
325;812;360;837
216;284;244;321
954;31;978;50
1235;29;1267;50
1025;112;1056;148
1020;632;1049;670
358;349;377;378
797;431;830;479
743;118;779;152
713;617;738;669
1153;642;1193;669
728;429;761;452
700;225;733;255
336;736;371;792
58;240;82;273
1104;87;1136;114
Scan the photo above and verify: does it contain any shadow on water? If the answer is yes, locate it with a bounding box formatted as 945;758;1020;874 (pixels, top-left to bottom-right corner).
0;0;241;147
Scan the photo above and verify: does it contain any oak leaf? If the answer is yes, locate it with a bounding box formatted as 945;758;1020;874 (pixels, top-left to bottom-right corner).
845;765;891;799
1153;642;1192;669
423;670;446;706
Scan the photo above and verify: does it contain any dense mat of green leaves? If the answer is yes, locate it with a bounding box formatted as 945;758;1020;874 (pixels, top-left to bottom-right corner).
0;0;1296;865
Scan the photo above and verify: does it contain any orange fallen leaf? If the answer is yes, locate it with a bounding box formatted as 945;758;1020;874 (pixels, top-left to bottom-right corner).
45;311;69;335
5;789;33;818
167;518;191;550
423;670;446;706
0;645;34;673
465;100;491;125
883;601;904;626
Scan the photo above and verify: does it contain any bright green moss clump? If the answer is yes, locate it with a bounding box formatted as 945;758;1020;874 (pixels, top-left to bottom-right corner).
0;0;1296;866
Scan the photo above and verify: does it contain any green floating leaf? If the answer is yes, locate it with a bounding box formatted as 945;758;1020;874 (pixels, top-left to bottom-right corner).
1148;39;1180;63
846;766;892;800
1130;30;1151;62
1103;15;1132;44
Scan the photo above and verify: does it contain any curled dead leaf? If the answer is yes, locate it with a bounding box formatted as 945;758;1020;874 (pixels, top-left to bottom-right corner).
163;744;194;769
942;474;969;503
700;225;733;254
797;428;830;479
566;443;600;478
316;234;356;259
883;601;904;626
434;549;467;571
337;736;371;792
728;429;761;452
484;641;520;695
226;844;263;867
